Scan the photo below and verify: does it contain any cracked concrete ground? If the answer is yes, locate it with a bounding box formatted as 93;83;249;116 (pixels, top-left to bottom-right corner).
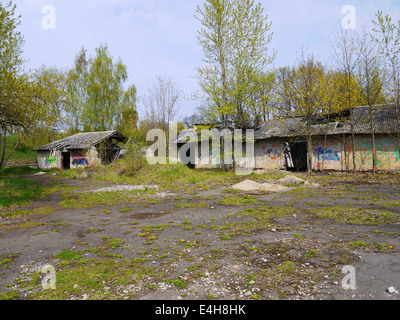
1;171;400;300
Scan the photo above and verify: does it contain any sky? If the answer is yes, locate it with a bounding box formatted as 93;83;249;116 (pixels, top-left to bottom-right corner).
11;0;400;120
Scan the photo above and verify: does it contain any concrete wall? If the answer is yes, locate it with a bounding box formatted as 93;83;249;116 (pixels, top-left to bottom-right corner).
342;135;400;171
37;146;102;170
255;139;285;170
254;135;400;172
174;134;400;172
37;150;62;170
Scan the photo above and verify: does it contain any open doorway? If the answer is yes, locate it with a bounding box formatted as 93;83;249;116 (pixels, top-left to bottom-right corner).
287;142;307;172
62;152;70;170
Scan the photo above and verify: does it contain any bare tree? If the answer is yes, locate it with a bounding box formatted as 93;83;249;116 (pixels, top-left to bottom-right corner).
141;75;183;132
356;26;388;174
331;26;363;173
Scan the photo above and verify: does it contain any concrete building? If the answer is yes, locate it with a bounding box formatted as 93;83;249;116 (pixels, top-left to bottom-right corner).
35;131;127;170
254;104;399;172
174;104;400;172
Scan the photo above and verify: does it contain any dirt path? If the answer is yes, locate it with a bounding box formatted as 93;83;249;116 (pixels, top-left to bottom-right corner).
1;172;400;300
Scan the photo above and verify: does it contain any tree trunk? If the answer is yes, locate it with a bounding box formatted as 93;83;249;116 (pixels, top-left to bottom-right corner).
0;128;7;170
349;108;357;174
369;106;377;175
307;129;313;174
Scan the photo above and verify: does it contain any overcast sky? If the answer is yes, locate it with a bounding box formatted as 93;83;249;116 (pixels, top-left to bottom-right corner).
13;0;400;120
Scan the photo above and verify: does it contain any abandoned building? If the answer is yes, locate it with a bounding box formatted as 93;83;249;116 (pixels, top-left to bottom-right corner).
254;104;399;172
35;131;128;170
173;104;400;172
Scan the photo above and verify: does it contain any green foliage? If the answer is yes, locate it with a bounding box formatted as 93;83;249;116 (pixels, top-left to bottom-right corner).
66;44;137;132
3;136;36;165
0;2;70;169
195;0;275;128
0;166;43;208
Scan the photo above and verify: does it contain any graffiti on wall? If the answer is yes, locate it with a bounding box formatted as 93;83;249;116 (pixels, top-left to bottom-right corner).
45;156;57;166
71;152;89;167
261;143;280;161
312;140;341;170
313;147;340;162
357;141;399;167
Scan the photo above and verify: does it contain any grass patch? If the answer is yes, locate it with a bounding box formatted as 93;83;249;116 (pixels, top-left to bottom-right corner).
217;195;258;206
0;167;43;208
237;206;298;222
4;136;37;165
19;257;158;300
220;206;298;236
60;161;244;193
308;206;400;225
56;250;83;261
0;206;55;218
0;253;18;268
175;201;208;209
59;189;161;209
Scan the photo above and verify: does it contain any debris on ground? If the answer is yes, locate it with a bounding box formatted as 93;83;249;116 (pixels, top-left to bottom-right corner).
387;286;399;294
231;180;289;193
277;175;306;185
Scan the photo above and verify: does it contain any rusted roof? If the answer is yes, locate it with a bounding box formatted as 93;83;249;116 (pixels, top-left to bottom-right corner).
35;131;127;151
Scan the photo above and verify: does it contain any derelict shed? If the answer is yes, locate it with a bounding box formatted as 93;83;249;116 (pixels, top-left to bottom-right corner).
34;131;128;170
254;104;400;172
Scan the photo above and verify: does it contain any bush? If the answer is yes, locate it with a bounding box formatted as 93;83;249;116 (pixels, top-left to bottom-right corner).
107;143;147;176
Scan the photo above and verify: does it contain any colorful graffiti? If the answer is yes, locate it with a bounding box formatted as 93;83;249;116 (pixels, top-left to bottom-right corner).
262;144;280;161
45;156;57;166
357;141;399;167
71;152;89;167
313;147;340;162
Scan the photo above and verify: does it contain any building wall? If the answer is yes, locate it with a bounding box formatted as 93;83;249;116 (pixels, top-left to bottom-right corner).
69;147;103;169
255;139;285;170
37;146;102;170
175;134;400;172
70;149;89;169
254;135;400;171
311;136;343;171
37;150;62;170
343;135;400;171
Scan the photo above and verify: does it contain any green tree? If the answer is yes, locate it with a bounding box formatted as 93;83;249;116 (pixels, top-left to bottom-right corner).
275;52;326;173
373;11;400;148
195;0;275;129
32;66;72;144
66;44;137;133
0;2;69;169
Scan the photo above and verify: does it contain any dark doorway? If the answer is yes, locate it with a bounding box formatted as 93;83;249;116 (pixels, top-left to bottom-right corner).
178;142;196;169
288;142;307;172
62;152;70;170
